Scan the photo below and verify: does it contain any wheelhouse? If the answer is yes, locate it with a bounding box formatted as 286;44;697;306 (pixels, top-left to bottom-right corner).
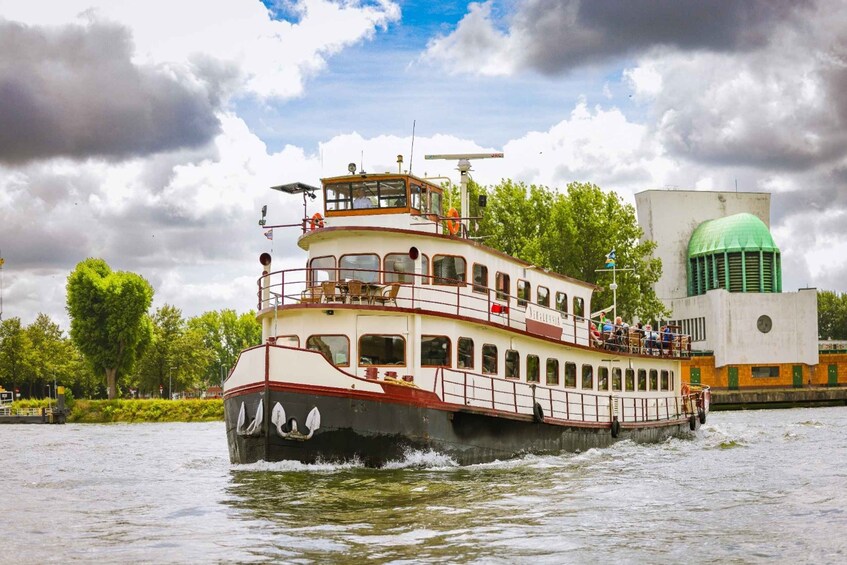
323;174;444;219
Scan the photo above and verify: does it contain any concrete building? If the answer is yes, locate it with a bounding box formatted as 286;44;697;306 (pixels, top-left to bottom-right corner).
635;189;819;389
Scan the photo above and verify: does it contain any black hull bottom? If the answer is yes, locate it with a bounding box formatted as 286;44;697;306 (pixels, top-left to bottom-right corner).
225;390;693;467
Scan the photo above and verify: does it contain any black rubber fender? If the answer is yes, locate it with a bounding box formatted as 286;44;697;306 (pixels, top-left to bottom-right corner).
533;402;544;423
698;408;707;425
611;418;621;438
689;414;697;431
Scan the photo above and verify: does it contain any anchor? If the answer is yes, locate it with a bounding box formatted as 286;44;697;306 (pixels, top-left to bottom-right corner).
236;400;264;436
271;402;321;440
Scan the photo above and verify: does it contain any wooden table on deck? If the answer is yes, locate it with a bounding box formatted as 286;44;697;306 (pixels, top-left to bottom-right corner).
336;281;385;304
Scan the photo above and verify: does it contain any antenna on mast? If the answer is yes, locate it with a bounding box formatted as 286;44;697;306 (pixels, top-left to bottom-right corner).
409;120;416;175
423;152;504;236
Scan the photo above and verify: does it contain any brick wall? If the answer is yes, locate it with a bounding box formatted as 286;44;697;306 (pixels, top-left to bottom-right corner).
682;353;847;389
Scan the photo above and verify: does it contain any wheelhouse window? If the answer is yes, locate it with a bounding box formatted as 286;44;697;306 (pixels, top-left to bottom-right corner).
384;253;415;284
340;253;380;283
625;368;635;391
573;297;585;319
473;264;488;294
637;369;647;391
421;335;450;367
410;183;422;210
660;370;670;391
555;292;568;314
430;190;443;216
276;335;299;348
482;344;498;374
432;255;466;285
505;350;520;379
496;272;510;301
649;369;659;391
326;179;408;211
537;286;550;307
359;334;406;366
309;256;336;284
376;179;407;208
565;362;577;388
325;184;352;211
306;335;349;366
527;355;540;383
517;280;530;307
598;366;609;391
458;337;474;369
612;368;622;391
582;364;594;390
546;358;559;386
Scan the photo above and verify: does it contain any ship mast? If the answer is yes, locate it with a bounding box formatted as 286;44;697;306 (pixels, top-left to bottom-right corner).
424;152;503;236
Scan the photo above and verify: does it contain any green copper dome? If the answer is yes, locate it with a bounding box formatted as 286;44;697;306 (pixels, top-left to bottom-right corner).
688;213;779;258
687;213;781;295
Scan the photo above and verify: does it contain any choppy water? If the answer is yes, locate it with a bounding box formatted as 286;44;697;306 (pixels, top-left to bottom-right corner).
2;407;846;564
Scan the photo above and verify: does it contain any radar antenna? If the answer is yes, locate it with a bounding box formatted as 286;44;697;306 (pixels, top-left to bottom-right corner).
424;152;503;236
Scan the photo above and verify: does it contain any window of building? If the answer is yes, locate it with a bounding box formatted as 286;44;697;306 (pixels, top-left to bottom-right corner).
598;366;609;391
276;335;299;348
546;358;559;386
421;335;450;367
309;256;336;285
752;366;780;378
625;368;635;391
340;253;380;283
565;362;577;388
432;255;466;285
637;369;647;391
482;344;498;374
505;350;520;379
537;286;550;307
612;368;623;391
527;355;540;383
473;264;488;294
458;337;474;369
517;280;530;307
649;369;659;391
306;335;350;366
496;272;510;301
660;370;670;391
573;297;585;318
358;334;405;366
582;365;594;390
555;292;568;314
384;253;415;284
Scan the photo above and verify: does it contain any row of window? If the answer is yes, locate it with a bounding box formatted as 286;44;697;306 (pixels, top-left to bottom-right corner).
309;253;586;316
279;333;673;391
325;179;444;215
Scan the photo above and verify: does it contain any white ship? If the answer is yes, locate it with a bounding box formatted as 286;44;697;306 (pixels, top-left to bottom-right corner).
224;153;709;466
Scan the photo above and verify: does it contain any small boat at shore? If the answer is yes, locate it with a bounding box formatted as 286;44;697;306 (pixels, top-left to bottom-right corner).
224;153;709;466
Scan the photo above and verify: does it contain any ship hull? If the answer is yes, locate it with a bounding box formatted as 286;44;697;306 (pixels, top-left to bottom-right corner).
224;387;694;467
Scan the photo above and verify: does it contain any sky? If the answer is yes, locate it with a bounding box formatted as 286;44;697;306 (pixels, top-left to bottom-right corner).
1;0;846;329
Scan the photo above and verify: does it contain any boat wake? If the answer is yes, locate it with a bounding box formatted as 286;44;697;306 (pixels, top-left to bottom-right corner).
382;449;458;469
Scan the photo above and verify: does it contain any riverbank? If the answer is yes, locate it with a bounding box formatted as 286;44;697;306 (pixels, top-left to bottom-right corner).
710;387;847;410
12;398;223;423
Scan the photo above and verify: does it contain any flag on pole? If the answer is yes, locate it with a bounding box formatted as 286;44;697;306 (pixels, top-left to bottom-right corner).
264;229;273;241
604;249;616;268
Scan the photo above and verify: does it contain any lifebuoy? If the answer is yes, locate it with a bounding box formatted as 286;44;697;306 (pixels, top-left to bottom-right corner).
532;402;544;423
445;207;460;235
310;212;324;231
611;417;621;438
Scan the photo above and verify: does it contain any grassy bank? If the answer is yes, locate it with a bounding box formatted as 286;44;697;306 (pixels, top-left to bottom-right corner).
13;398;224;423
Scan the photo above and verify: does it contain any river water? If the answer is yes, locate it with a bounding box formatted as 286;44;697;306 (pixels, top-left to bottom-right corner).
2;407;846;564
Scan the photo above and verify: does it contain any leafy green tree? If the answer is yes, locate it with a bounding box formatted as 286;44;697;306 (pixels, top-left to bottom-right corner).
66;258;154;399
188;309;261;386
24;313;68;398
0;317;35;397
818;290;847;339
131;305;213;397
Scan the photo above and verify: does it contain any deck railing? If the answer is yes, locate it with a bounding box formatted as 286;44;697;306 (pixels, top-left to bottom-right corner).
259;266;694;357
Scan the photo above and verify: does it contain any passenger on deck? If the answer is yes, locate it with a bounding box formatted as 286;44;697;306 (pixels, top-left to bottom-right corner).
661;325;673;355
590;323;603;348
644;324;659;354
614;316;629;350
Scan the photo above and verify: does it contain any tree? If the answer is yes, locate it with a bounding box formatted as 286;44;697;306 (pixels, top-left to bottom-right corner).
0;317;35;396
66;258;154;399
818;290;847;339
472;179;667;322
188;309;261;386
24;313;68;398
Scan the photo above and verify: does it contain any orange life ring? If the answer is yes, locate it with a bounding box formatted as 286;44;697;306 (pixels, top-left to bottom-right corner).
445;208;460;235
310;212;324;231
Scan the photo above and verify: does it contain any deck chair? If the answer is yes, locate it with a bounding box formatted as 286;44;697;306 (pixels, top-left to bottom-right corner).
300;286;322;304
346;279;368;304
373;282;400;306
628;329;641;354
321;281;343;303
